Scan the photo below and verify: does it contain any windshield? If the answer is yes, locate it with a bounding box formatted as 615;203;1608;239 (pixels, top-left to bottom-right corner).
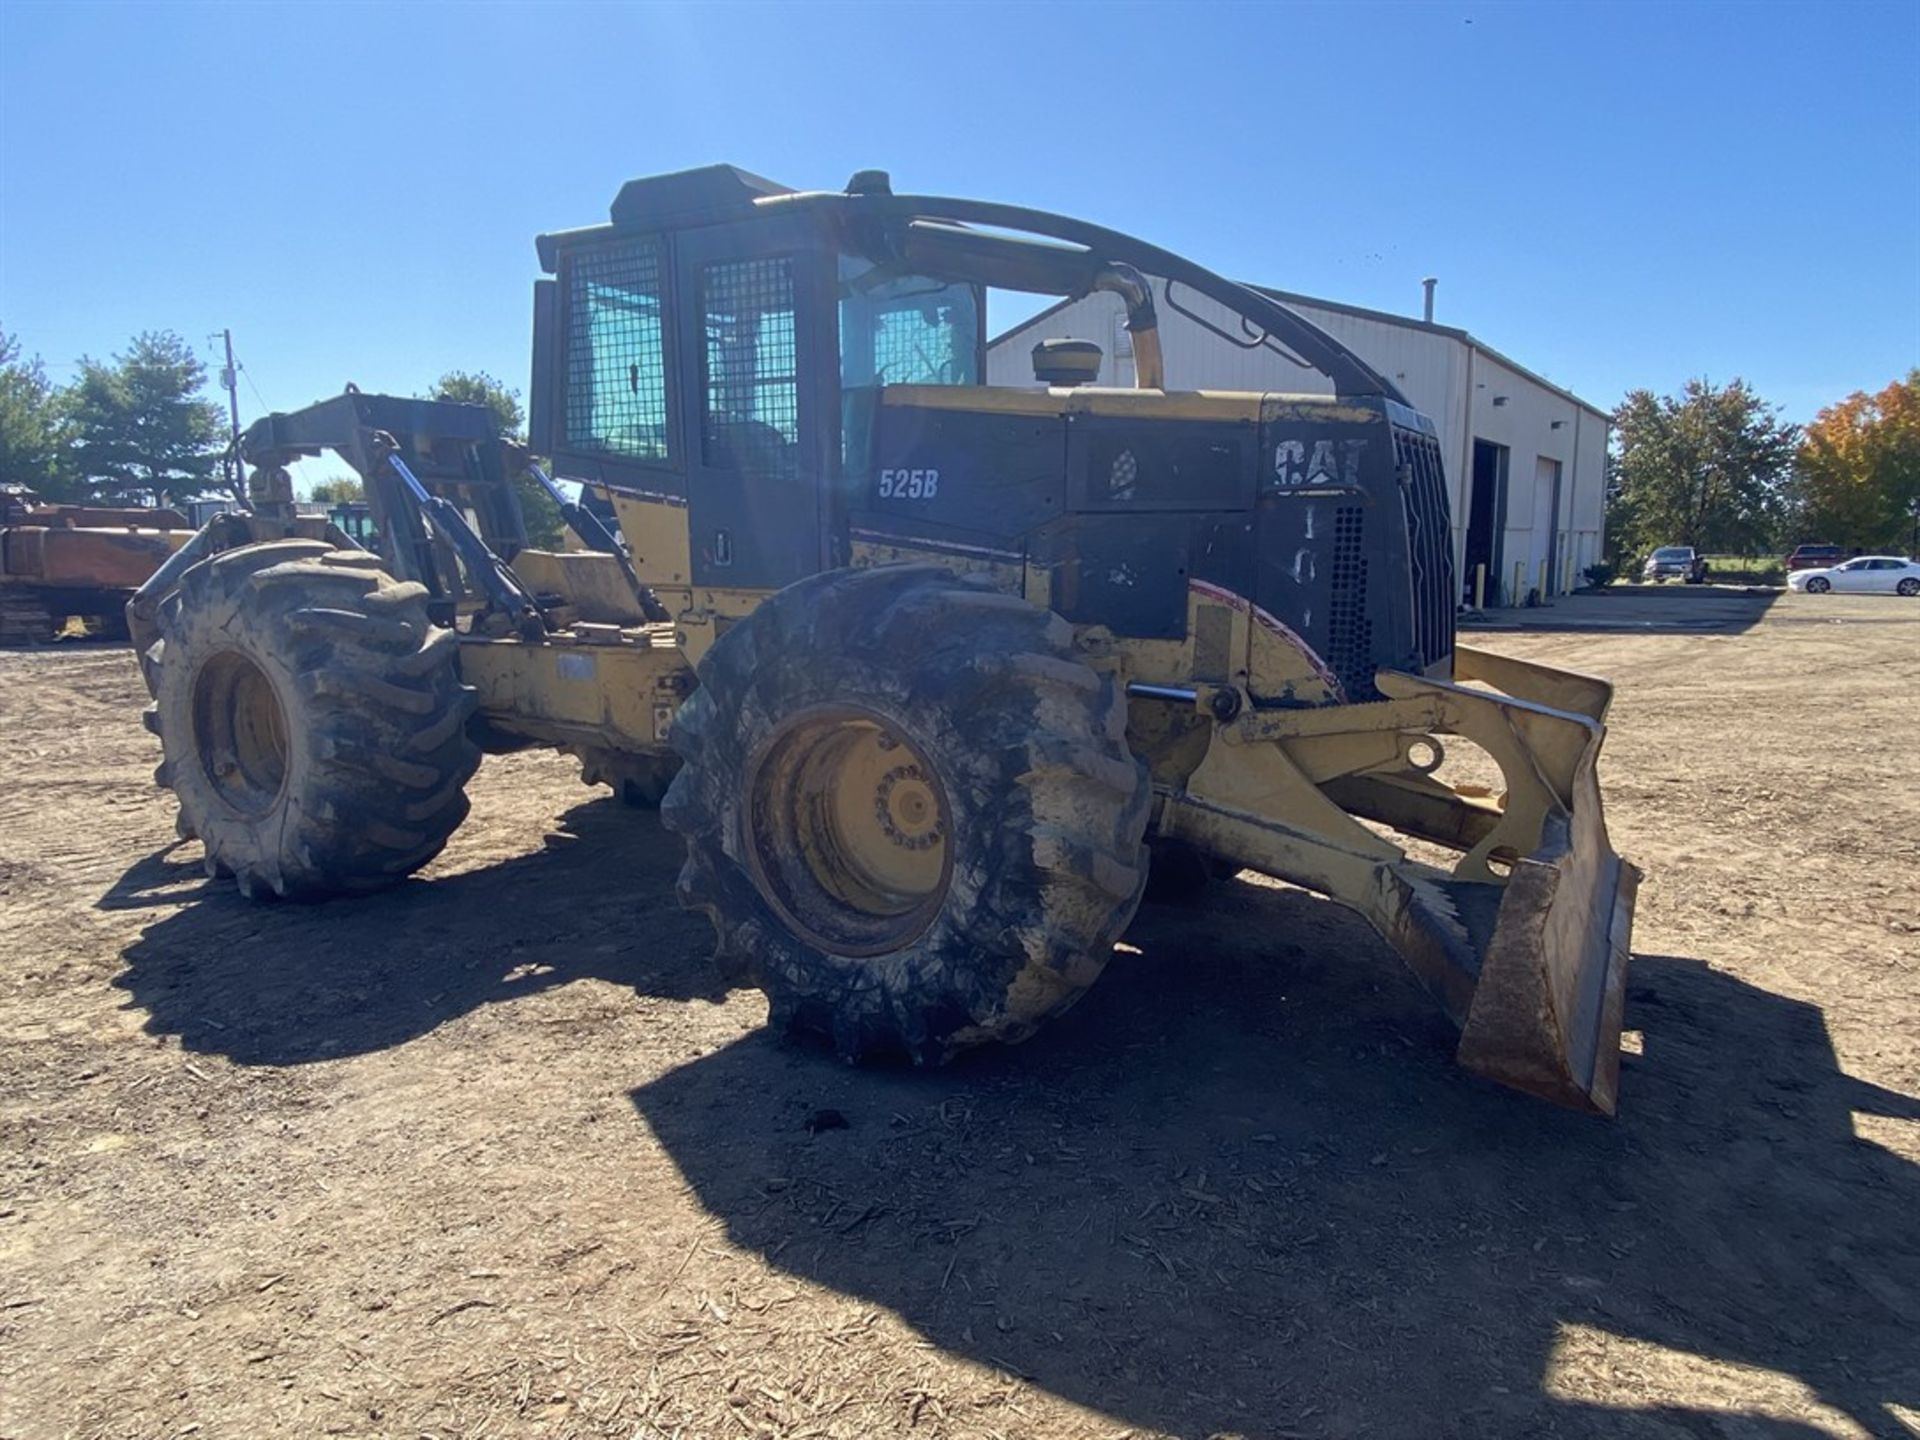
1652;547;1692;560
838;258;980;389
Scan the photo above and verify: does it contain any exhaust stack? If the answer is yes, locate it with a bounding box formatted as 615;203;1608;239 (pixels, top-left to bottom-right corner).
1422;276;1437;324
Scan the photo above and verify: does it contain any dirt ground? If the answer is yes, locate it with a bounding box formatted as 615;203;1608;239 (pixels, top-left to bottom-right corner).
2;591;1917;1440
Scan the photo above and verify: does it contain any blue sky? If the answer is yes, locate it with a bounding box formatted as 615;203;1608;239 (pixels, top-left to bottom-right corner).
3;0;1916;477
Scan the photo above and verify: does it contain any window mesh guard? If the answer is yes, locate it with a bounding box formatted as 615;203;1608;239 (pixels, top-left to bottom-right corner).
701;257;799;472
565;242;669;462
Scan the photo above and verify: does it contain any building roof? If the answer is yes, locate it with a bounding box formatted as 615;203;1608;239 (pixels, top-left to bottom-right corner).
990;283;1611;424
1251;287;1610;422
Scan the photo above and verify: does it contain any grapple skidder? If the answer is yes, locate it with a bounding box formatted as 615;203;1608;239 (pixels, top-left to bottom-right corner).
127;165;1638;1112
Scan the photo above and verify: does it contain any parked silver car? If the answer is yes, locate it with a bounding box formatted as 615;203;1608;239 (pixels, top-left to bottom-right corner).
1642;546;1708;584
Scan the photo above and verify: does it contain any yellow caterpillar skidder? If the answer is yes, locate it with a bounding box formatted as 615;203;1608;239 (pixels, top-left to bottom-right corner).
128;166;1638;1112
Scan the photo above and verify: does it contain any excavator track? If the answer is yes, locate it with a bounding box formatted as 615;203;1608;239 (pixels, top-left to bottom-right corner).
0;582;60;647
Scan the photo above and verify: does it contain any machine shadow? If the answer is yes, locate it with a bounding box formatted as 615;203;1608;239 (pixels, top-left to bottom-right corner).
630;879;1920;1439
102;791;1919;1435
1461;588;1784;637
104;797;724;1064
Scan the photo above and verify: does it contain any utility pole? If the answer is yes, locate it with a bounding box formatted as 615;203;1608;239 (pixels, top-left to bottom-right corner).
215;329;246;504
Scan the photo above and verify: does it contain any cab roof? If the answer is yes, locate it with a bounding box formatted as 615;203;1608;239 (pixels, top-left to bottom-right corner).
536;164;793;270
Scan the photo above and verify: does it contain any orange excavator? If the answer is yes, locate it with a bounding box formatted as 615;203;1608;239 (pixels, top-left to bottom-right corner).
1;487;194;645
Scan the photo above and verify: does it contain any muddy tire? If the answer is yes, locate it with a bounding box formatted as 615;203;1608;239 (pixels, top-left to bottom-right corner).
145;540;480;899
663;565;1150;1064
574;746;682;808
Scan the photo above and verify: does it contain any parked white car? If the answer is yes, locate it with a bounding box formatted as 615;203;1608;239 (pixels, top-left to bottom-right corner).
1787;555;1920;596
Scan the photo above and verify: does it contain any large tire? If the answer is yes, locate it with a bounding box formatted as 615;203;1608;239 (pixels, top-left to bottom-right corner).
573;746;682;808
145;540;479;898
663;565;1151;1064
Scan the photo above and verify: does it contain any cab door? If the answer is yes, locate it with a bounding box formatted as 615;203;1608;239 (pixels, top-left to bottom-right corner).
674;217;836;590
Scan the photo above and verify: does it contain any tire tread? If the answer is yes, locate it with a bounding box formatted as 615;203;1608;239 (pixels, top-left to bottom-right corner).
148;546;478;899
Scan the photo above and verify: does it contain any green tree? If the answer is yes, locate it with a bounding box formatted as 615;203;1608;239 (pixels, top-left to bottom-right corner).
425;369;563;546
1791;371;1920;552
65;331;226;507
428;369;525;438
0;327;73;499
308;477;365;503
1609;378;1799;558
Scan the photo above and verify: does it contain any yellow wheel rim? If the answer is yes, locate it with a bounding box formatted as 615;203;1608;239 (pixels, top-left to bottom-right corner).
744;705;951;956
191;650;289;818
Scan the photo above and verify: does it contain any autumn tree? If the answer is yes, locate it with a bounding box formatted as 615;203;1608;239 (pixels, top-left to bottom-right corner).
1790;371;1920;553
1;327;75;499
426;369;562;546
1609;379;1798;557
65;331;226;507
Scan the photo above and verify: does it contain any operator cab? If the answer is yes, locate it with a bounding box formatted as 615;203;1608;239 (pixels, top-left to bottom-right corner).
530;165;1454;701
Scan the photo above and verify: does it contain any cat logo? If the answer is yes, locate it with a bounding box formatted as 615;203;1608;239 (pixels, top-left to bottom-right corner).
1273;437;1366;488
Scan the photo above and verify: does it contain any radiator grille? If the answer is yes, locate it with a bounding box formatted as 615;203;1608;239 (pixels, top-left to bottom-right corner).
1328;505;1374;700
1393;424;1456;672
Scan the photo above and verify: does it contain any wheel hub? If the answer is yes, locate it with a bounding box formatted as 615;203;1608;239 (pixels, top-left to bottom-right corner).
743;705;953;956
191;650;289;818
874;764;943;850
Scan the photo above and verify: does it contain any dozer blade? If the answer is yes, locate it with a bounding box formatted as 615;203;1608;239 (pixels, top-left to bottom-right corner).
1451;747;1639;1114
1166;649;1640;1114
1373;653;1640;1114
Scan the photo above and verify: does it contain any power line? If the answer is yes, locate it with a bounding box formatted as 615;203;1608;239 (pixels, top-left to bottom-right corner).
239;363;270;413
204;331;272;416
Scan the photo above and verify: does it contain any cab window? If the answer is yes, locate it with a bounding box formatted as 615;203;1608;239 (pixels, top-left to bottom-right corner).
700;256;800;474
838;258;981;388
564;241;671;463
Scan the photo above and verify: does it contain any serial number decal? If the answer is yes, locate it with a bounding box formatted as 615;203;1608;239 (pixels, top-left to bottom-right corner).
1273;438;1366;487
877;467;941;500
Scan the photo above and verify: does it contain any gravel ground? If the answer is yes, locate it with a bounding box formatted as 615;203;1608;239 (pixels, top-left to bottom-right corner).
2;590;1916;1440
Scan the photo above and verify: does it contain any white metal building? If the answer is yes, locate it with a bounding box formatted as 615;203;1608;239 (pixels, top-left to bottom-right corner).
988;284;1610;604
